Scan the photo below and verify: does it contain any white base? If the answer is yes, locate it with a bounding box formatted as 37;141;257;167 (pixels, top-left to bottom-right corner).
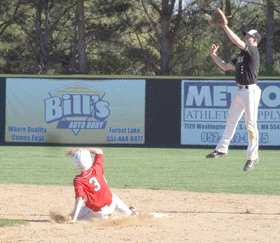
149;212;168;218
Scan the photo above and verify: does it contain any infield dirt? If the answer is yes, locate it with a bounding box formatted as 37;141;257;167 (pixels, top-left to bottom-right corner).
1;184;280;242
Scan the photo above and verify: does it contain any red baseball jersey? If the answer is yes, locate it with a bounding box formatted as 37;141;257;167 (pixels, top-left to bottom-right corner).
73;154;113;211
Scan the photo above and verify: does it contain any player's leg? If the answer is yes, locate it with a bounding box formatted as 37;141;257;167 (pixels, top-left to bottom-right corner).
111;193;134;216
77;205;112;219
84;193;136;218
77;205;95;220
243;87;261;161
215;93;244;153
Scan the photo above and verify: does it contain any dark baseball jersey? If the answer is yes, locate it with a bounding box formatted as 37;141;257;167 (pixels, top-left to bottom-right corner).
73;154;113;211
230;44;260;85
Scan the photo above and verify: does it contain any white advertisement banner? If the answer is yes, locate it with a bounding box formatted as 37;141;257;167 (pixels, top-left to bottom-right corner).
181;80;280;146
6;78;145;144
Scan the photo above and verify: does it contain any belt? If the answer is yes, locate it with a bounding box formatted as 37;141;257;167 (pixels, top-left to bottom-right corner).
238;85;248;90
237;84;255;90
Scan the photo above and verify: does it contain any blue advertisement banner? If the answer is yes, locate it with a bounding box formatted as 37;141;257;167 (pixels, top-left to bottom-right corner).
6;78;145;144
181;80;280;146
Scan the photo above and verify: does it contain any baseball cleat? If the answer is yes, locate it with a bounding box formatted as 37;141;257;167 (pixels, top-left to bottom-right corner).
243;158;259;171
206;150;228;159
129;206;138;216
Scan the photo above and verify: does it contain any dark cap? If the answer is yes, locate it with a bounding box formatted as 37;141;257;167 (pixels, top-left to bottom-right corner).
242;30;261;44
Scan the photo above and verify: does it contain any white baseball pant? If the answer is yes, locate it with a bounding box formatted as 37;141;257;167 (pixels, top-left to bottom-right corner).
215;84;261;160
77;193;132;220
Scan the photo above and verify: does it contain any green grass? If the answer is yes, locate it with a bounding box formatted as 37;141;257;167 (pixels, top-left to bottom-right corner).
0;219;27;227
0;146;279;195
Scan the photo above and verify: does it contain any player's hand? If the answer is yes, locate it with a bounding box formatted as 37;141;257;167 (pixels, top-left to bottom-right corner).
65;148;78;157
210;44;219;55
67;219;76;224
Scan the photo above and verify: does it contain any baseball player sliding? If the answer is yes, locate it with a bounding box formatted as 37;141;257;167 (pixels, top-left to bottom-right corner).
65;147;137;223
206;9;262;171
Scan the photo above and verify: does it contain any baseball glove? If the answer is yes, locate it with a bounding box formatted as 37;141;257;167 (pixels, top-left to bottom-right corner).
208;8;228;27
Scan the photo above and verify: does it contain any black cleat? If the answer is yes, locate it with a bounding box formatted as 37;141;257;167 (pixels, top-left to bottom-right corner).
243;158;259;171
206;150;228;159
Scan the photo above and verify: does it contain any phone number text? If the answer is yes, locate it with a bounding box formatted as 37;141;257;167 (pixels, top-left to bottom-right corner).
106;135;144;143
201;132;269;143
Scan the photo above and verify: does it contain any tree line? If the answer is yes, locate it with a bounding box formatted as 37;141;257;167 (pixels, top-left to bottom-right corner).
0;0;279;76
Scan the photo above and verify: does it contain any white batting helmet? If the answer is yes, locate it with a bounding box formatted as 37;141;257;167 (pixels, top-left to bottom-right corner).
73;150;93;172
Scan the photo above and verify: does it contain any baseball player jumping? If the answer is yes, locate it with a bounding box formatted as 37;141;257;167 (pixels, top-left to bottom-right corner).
206;20;262;171
65;147;138;223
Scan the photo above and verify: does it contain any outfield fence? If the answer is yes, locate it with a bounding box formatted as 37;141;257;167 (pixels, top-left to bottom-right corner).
0;75;279;148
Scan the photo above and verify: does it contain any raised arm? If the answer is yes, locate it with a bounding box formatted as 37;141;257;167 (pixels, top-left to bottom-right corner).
210;44;235;71
221;24;246;50
65;147;103;157
85;148;103;155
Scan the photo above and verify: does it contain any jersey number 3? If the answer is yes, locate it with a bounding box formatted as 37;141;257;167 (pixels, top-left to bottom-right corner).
89;177;101;192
